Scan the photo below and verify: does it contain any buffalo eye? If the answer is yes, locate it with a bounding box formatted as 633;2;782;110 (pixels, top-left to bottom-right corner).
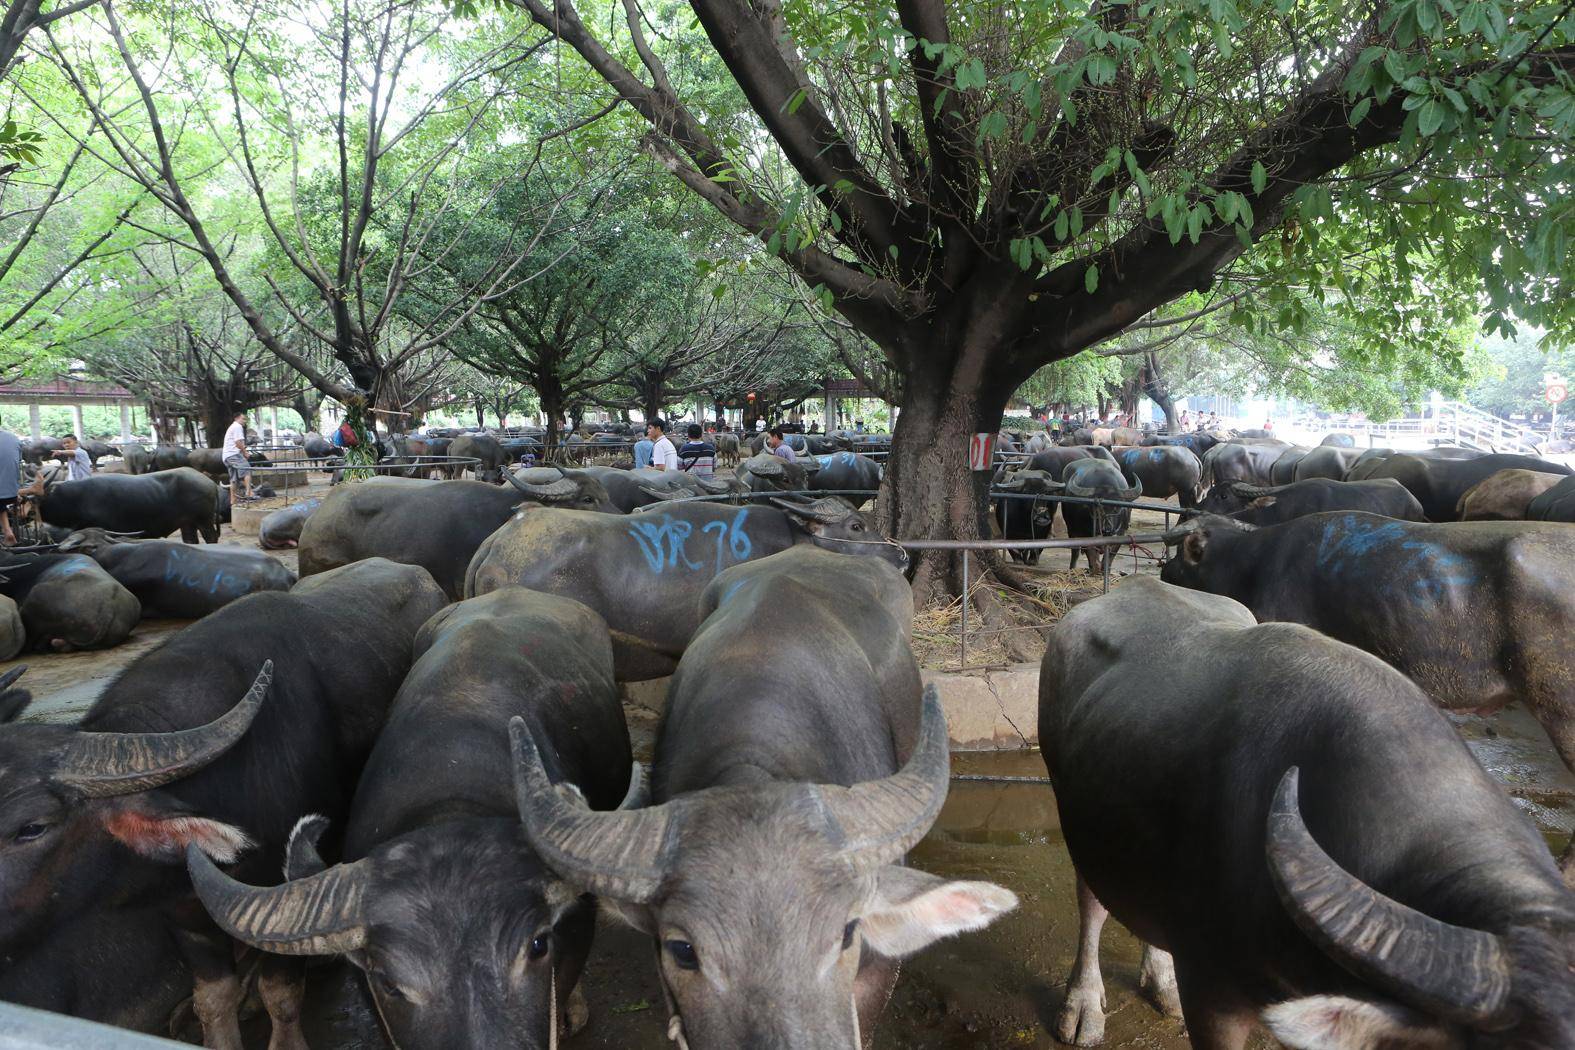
14;822;49;843
842;920;859;952
527;934;550;961
374;975;407;1002
850;521;865;533
664;939;700;971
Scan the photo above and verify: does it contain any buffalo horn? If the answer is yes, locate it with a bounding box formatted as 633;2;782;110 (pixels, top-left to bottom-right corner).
1121;478;1143;501
695;475;732;495
1266;767;1512;1025
507;468;578;502
52;662;272;799
770;496;853;525
994;474;1027;491
1064;477;1096;498
1228;480;1277;500
187;843;369;956
743;453;784;478
511;717;677;903
815;685;950;871
637;485;686;503
620;762;649;811
799;455;822;475
284;814;332;880
0;666;26;692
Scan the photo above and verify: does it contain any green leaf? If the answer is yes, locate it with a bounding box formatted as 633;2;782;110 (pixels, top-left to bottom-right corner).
1418;99;1445;136
1349;97;1373;125
1085;265;1099;293
1054;211;1070;241
785;89;807;116
1251;160;1267;194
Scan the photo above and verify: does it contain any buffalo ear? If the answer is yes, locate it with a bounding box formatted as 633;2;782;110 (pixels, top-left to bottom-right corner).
1182;530;1208;564
1261;995;1455;1050
861;866;1017;958
98;793;254;864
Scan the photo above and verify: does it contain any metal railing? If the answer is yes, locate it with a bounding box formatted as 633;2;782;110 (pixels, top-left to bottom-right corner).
0;1003;182;1048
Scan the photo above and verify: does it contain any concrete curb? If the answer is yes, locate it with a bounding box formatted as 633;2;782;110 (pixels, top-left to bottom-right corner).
619;663;1042;752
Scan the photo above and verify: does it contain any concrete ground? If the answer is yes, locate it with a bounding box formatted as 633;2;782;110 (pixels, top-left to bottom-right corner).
2;478;1572;1048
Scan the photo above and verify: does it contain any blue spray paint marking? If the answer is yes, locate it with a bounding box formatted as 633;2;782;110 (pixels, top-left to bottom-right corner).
627;515;704;573
163;548;253;597
1121;450;1141;466
1315;514;1476;601
1150;449;1166;463
700;508;753;571
719;579;749;608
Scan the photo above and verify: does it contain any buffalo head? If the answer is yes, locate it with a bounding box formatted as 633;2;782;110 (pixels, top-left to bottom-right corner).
0;663;271;950
1159;515;1256;591
739;452;820;493
506;467;619;514
770;497;908;571
1263;768;1575;1050
510;688;1016;1050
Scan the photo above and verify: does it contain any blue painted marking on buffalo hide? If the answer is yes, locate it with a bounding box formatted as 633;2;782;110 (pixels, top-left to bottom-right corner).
163;548;254;597
1315;514;1476;601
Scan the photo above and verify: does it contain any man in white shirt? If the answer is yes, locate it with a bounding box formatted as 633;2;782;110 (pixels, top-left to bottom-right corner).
647;419;679;471
54;435;94;481
222;411;256;501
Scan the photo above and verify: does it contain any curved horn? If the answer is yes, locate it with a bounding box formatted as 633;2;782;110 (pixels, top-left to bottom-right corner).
743;453;785;478
770;496;853;524
620;762;649;811
284;814;331;880
637;485;688;503
511;716;677;903
187;843;370;956
506;468;579;502
52;662;272;799
1121;477;1143;501
1228;480;1278;500
695;475;732;495
815;685;951;871
1064;476;1097;497
1266;768;1512;1025
994;474;1027;491
799;455;822;474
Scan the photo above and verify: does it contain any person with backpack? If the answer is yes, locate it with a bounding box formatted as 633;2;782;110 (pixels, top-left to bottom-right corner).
678;424;716;477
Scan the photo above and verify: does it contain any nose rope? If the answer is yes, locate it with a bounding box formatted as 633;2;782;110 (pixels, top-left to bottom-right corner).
549;967;558;1050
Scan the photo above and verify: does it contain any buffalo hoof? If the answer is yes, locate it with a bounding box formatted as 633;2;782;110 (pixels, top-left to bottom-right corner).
1054;981;1107;1046
1138;947;1184;1019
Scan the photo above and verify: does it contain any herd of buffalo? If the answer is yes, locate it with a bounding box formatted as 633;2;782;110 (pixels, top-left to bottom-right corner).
0;420;1572;1050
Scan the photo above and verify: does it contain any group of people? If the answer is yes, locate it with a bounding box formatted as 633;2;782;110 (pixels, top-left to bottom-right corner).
0;430;93;546
628;418;804;477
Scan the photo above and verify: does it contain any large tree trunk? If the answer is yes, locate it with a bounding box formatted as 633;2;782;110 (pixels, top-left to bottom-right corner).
1143;352;1180;435
539;390;564;455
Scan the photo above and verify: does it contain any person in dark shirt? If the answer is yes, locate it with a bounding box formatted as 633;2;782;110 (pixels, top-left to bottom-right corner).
678;424;717;477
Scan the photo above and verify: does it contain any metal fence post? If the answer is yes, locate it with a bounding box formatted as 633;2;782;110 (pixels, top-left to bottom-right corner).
960;552;969;667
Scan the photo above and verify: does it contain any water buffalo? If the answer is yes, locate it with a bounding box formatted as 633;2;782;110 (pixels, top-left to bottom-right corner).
465;498;908;680
1200;442;1284;491
258;498;322;549
1291;444;1359;481
57;529;295;618
1319;431;1356;447
1042;577;1575;1050
737;450;822;493
712;431;741;465
1341;446;1394;480
746;432;812;457
0;558;445;1047
0;593;21;659
0;553;141;650
1528;474;1575;522
188;588;637;1050
1457;468;1567;520
30;467;221;543
451;433;509;482
993;469;1062;564
1059;427;1095;446
301;433;337;460
1112;446;1201;507
151;444;191;472
1267;447;1310;485
1368;452;1571;521
1140;431;1220;458
117;441;152;475
1161;512;1575;874
510;547;1017;1049
1026;445;1116;475
808;450;883;507
21;436;62;465
298;468;616;598
1061;458;1140;572
1192;477;1426;525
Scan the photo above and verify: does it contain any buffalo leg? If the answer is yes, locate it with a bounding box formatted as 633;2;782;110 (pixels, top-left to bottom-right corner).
176;930;244;1050
181;524;198;544
1138;946;1183;1019
1054;875;1108;1046
258;956;309;1050
1172;961;1254;1050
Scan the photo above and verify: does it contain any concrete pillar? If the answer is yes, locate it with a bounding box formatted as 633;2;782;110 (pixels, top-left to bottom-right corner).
270;407;279;441
71;405;85;440
28;404;41;441
823;385;836;433
119;403;132;442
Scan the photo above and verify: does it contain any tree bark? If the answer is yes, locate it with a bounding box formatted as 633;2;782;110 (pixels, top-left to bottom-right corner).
1143;352;1180;435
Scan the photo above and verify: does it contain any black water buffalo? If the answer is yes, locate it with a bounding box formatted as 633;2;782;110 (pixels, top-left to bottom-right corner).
31;467;221;543
1041;577;1575;1050
510;547;1016;1049
21;436;63;465
301;433;337;460
1061;458;1140;572
451;433;509;482
151;444;191;472
298;469;615;598
1319;431;1356;447
1026;445;1116;475
0;593;20;659
1341;446;1395;480
117;441;152;475
466;498;908;680
993;469;1061;564
712;431;741;465
1162;512;1575;873
1112;446;1201;507
1192;477;1426;526
1457;468;1567;520
0;558;446;1047
1200;441;1283;490
1368;451;1571;521
257;498;322;549
737;450;822;493
1267;447;1310;484
1291;444;1359;481
1140;431;1219;457
57;529;295;618
625;466;739;508
0;553;141;650
189;588;637;1050
806;450;882;507
1528;473;1575;522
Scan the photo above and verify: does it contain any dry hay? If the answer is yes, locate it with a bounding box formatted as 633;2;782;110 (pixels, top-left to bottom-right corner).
910;568;1106;671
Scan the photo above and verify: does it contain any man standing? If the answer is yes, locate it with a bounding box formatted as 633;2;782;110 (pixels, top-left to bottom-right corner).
223;411;256;501
678;424;716;477
55;435;93;481
648;419;678;471
766;427;797;463
0;428;20;545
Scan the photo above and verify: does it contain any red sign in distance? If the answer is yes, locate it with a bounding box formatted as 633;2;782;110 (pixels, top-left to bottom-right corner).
969;433;996;471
